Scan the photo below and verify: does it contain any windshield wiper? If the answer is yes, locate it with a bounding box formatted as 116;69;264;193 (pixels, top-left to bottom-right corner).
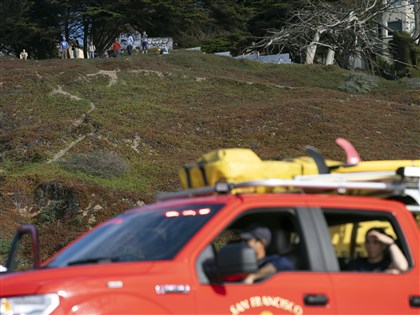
67;257;120;266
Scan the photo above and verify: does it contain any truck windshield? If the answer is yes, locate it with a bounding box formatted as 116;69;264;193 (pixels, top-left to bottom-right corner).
46;204;223;267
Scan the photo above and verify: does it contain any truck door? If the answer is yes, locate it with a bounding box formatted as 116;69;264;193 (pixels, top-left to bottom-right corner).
194;207;337;314
323;207;420;314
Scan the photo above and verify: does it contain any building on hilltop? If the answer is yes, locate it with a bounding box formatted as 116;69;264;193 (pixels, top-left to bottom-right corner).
379;0;417;40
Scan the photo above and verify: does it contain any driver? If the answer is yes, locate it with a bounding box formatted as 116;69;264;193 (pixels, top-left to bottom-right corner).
240;226;294;283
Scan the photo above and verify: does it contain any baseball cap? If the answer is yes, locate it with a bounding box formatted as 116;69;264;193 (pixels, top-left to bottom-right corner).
240;226;271;246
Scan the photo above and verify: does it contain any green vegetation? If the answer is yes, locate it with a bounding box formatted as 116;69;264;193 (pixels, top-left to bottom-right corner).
389;31;420;78
1;50;420;265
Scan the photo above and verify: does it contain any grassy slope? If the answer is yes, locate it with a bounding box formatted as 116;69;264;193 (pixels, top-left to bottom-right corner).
1;50;420;263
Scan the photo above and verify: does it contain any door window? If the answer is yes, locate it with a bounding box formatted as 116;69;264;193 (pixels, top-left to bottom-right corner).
197;208;308;285
323;209;411;273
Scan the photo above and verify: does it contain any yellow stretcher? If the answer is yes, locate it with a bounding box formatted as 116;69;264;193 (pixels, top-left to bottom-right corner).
179;148;332;189
179;147;420;190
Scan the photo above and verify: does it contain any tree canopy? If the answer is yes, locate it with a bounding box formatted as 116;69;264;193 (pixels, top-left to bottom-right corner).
0;0;300;58
0;0;418;63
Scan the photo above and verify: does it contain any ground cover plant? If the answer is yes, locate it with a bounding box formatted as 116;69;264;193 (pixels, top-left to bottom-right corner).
1;50;419;266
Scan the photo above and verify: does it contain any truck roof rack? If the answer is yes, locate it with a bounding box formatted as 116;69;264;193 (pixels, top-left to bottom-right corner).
156;167;420;211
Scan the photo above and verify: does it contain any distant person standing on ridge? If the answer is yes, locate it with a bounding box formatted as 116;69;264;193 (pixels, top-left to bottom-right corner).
72;38;80;59
88;41;96;59
127;34;134;56
19;49;28;60
112;38;122;57
68;37;74;58
141;31;148;54
60;37;69;59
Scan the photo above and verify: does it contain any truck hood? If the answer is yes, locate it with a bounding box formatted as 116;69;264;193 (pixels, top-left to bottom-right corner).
0;261;159;297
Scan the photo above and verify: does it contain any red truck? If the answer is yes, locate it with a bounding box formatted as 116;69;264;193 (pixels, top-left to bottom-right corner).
1;168;420;315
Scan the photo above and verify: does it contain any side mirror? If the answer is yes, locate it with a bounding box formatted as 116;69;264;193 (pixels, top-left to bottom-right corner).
217;242;258;278
6;224;40;272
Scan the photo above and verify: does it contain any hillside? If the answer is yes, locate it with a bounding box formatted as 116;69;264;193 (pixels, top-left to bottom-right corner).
1;50;420;265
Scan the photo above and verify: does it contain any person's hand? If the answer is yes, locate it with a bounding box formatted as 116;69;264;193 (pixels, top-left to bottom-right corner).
243;273;256;284
369;230;394;246
384;268;400;274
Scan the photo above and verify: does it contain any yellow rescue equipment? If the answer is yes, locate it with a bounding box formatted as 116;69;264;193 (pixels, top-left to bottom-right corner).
179;138;420;190
180;148;341;189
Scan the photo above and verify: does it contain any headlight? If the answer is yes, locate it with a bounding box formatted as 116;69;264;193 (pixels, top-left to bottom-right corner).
1;294;59;315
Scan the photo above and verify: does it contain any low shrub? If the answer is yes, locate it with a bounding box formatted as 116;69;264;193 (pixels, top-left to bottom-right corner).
59;151;129;178
339;72;378;93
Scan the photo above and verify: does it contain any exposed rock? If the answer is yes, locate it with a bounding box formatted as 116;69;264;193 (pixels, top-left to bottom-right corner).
35;182;79;221
93;204;103;212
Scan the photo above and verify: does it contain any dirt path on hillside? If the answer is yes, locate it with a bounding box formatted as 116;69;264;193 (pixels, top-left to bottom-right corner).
48;84;98;163
47;69;129;162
